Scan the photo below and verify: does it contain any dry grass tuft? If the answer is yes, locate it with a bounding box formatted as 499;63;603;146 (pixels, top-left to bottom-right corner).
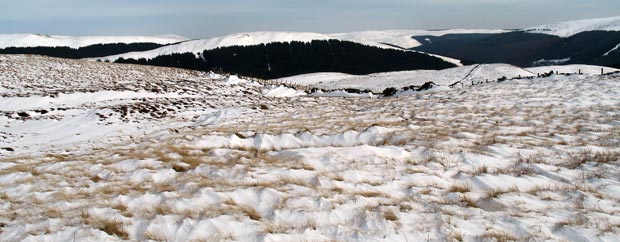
279;176;315;188
471;165;488;176
479;229;519;242
448;182;471;193
84;213;129;239
382;209;398;221
354;190;385;198
239;204;262;221
263;222;291;234
485;186;519;199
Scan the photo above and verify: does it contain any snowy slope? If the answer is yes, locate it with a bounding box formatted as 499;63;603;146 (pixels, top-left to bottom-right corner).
3;55;620;241
0;34;187;49
275;64;534;92
97;32;334;61
95;30;508;63
527;64;620;75
329;29;509;49
2;54;620;241
524;16;620;37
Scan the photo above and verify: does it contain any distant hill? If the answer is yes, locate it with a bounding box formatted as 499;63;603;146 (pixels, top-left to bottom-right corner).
115;40;458;79
0;43;169;59
96;32;335;62
0;34;187;60
523;16;620;37
0;34;186;49
411;17;620;68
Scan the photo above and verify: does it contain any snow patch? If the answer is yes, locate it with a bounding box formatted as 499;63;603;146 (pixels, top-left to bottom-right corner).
532;58;571;66
0;90;189;111
262;86;307;97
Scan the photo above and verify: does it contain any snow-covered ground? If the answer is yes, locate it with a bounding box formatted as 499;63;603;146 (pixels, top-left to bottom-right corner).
524;16;620;37
527;65;620;75
0;55;264;154
274;64;535;92
0;34;187;49
1;55;620;241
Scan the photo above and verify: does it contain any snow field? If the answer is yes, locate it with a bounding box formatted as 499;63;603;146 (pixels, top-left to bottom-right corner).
274;64;536;93
0;55;619;241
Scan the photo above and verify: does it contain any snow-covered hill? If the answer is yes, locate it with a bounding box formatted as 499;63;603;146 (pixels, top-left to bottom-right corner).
2;54;620;241
95;30;508;63
275;64;535;92
524;16;620;37
97;32;335;61
330;29;509;49
0;34;187;49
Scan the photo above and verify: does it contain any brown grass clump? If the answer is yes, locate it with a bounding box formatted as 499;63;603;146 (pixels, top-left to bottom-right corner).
279;176;315;188
382;209;398;221
563;149;619;169
354;190;385;198
471;165;488;176
224;198;262;221
448;182;471;193
101;220;129;239
479;229;519;242
485;186;519;199
262;222;291;234
238;204;262;221
84;213;129;239
301;217;318;230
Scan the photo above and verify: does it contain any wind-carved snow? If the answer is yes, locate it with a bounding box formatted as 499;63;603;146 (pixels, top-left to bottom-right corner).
524;16;620;37
1;54;620;241
0;34;187;49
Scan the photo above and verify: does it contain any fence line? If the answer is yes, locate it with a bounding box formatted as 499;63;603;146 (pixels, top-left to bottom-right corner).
238;75;313;91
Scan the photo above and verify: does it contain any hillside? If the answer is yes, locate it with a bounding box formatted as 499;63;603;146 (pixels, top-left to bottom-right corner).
524;16;620;37
97;32;334;62
0;34;186;49
274;64;535;92
526;64;620;75
412;16;620;68
2;55;619;241
115;40;457;79
329;29;509;49
95;30;506;62
0;43;170;59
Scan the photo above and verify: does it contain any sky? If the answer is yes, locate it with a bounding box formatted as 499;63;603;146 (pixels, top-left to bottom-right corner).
1;0;619;38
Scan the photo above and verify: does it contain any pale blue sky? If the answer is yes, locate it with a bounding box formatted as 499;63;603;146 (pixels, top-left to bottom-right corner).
1;0;618;38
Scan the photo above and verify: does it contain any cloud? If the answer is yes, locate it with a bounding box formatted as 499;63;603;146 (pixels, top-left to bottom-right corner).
1;0;618;37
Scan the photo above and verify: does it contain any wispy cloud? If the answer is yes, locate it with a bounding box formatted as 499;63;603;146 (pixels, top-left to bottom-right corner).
0;0;618;37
